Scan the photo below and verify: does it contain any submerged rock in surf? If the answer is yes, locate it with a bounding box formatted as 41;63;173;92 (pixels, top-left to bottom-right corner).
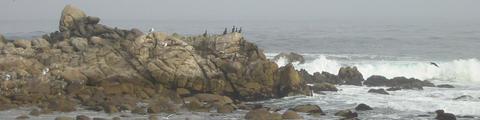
368;88;389;95
435;110;456;120
437;84;455;88
453;95;475;101
355;103;373;111
335;109;358;119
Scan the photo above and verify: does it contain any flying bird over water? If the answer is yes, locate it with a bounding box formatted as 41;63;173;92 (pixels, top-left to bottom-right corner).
430;62;439;67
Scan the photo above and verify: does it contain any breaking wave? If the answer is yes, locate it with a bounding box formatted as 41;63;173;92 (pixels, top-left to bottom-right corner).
273;54;480;82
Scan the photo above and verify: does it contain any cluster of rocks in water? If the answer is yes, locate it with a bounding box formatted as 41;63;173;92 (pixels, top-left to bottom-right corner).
0;4;461;120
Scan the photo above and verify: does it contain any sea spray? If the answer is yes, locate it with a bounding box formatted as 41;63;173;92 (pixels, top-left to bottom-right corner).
271;54;480;82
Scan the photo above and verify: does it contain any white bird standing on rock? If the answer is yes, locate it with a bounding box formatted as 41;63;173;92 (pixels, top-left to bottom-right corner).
42;68;49;75
4;74;11;81
149;28;155;33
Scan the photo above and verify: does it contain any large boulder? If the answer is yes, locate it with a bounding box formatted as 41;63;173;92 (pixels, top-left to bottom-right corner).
275;64;305;97
291;104;325;115
70;37;88;51
272;52;305;64
364;75;388;87
31;38;51;49
13;39;32;49
282;110;303;119
338;66;364;86
59;4;87;32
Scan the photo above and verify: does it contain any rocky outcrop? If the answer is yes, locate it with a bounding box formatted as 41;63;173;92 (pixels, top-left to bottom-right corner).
0;5;310;113
272;52;305;64
338;67;364;86
363;76;435;90
299;69;341;85
275;64;310;97
387;77;434;90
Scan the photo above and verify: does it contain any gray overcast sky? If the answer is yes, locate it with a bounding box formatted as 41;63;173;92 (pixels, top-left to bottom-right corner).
1;0;480;21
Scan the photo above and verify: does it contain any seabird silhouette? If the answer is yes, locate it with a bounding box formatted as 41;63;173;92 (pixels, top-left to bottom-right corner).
149;28;155;33
430;62;439;67
223;28;228;35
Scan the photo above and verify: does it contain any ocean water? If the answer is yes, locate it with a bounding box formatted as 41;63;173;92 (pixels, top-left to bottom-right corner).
1;19;480;119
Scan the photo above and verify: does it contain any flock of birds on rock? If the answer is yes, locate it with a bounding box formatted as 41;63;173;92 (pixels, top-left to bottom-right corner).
148;25;243;38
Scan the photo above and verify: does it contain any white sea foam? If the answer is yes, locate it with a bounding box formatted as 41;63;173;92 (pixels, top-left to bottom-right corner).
271;54;480;82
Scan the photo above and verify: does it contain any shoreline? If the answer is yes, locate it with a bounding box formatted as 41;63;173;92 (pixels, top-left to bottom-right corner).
0;4;476;120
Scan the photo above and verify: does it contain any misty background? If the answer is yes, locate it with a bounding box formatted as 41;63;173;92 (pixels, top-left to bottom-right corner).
2;0;480;33
1;0;480;21
1;0;480;59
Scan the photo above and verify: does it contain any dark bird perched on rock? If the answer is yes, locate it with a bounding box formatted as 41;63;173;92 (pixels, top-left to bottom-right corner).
435;110;456;120
430;62;439;67
231;26;236;33
223;28;228;35
239;27;242;33
203;30;208;37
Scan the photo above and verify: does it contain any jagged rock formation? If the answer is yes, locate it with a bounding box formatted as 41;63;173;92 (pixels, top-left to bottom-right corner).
299;66;435;90
364;76;434;90
0;5;310;112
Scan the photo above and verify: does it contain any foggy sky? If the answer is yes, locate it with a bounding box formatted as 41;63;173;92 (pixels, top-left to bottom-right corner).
1;0;480;21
